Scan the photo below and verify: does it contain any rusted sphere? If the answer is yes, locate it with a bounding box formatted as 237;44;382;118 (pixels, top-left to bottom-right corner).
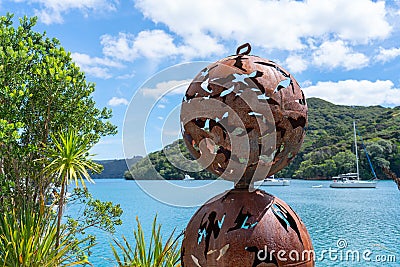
180;43;307;187
181;189;314;267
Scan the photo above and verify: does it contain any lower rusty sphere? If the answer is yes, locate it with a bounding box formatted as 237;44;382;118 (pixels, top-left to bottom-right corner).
181;189;314;267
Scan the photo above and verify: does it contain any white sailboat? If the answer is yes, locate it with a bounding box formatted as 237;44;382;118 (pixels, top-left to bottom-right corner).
183;174;195;181
330;121;377;189
312;185;323;188
255;176;290;186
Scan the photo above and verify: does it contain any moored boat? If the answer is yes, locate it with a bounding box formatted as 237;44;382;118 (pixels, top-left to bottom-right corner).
255;176;290;186
330;122;377;189
183;174;195;181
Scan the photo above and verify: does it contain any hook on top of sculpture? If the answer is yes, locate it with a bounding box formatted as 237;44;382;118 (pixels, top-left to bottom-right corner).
180;43;308;189
180;43;314;267
236;42;251;55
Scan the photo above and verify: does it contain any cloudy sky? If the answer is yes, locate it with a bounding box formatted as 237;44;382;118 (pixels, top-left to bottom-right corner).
2;0;400;159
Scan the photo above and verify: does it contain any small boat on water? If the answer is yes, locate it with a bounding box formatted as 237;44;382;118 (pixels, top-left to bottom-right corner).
255;176;290;186
312;185;323;188
330;121;377;189
183;174;195;181
330;173;377;188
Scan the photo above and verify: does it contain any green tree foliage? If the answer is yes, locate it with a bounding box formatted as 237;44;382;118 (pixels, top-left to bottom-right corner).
127;98;400;180
0;119;22;203
0;13;116;207
42;129;103;248
279;98;400;179
0;14;122;264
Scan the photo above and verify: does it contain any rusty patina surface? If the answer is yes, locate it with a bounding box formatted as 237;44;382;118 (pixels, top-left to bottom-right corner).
180;44;313;267
180;43;307;188
181;189;314;267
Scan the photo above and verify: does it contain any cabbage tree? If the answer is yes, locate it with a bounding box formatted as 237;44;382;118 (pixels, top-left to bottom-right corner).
43;129;102;247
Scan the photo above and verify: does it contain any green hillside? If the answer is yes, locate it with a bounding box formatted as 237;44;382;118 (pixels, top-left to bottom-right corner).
93;156;142;178
125;98;400;180
124;141;216;180
281;98;400;179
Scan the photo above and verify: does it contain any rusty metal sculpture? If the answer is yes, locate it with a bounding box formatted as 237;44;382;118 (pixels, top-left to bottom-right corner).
181;43;307;188
180;44;314;266
181;189;314;266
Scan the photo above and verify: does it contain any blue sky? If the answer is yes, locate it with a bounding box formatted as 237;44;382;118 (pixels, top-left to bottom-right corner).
2;0;400;160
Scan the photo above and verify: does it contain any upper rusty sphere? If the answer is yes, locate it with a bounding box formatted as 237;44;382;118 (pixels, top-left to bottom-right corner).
180;43;307;187
181;189;314;266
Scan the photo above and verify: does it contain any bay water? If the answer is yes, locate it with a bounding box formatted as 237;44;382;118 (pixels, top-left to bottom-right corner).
69;179;399;266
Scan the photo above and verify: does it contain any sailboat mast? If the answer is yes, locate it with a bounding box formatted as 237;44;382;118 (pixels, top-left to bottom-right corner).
353;121;360;180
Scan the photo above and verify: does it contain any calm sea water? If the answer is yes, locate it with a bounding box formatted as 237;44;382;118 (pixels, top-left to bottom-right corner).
68;179;399;267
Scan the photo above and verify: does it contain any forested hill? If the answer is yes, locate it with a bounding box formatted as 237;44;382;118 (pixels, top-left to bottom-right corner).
282;98;400;179
125;98;400;180
93;157;142;178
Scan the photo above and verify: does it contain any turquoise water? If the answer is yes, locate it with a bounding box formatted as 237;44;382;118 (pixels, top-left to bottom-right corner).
70;179;399;266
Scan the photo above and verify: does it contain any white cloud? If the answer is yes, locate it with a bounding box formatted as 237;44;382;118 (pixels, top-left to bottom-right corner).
71;52;122;79
95;0;392;65
285;54;308;73
108;96;129;106
72;52;122;68
375;47;400;63
133;30;179;59
141;79;192;99
82;66;112;79
101;30;181;61
135;0;391;51
101;33;138;61
100;30;224;61
178;33;225;59
17;0;118;24
312;40;369;70
304;80;400;106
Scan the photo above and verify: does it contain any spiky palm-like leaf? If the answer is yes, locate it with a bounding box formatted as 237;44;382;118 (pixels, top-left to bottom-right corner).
0;204;88;267
111;216;182;267
43;129;102;188
41;129;102;248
